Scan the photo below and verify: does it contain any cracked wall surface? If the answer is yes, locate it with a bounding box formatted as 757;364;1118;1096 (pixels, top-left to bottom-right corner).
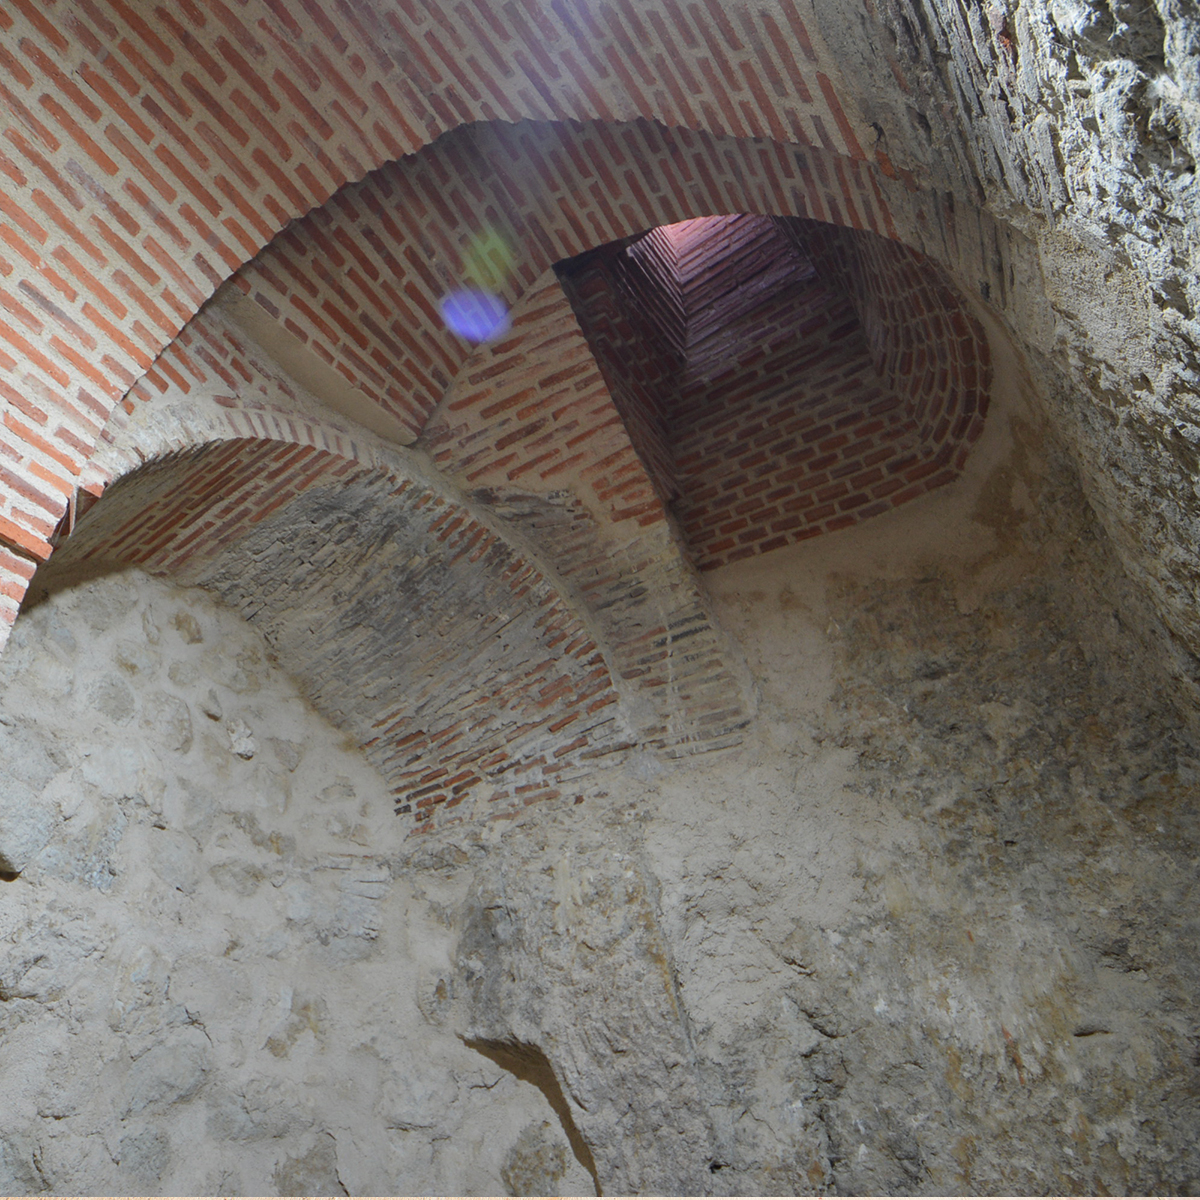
2;329;1199;1194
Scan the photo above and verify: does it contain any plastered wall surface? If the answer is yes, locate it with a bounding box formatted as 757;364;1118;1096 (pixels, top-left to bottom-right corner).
0;566;595;1197
2;330;1197;1196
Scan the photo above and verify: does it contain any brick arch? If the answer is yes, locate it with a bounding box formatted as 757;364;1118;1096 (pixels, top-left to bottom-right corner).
0;0;885;621
43;428;636;826
219;117;905;443
225;116;983;580
554;214;992;569
84;270;759;769
104;117;932;524
82;302;418;496
419;268;759;758
0;0;1005;837
72;114;988;772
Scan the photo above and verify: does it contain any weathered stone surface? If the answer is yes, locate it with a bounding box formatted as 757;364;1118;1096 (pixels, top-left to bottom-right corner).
0;333;1197;1195
0;570;593;1196
0;722;62;875
813;0;1200;720
124;1031;211;1115
273;1135;347;1197
1;0;1199;1190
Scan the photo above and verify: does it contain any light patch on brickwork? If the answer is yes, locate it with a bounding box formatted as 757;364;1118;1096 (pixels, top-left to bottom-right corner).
40;438;635;827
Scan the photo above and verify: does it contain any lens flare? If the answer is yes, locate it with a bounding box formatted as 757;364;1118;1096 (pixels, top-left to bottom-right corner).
463;227;516;293
440;288;510;343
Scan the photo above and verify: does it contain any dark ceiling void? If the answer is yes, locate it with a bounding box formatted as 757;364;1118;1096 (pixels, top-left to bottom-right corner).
558;215;992;571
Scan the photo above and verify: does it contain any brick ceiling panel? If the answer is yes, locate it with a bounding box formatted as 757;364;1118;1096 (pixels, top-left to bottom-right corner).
422;269;756;755
223;118;902;445
0;0;879;588
46;432;635;826
559;215;991;571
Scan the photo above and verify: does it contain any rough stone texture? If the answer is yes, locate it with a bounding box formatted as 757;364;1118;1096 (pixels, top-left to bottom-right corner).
813;0;1200;716
2;0;1200;1189
0;572;592;1196
2;328;1197;1195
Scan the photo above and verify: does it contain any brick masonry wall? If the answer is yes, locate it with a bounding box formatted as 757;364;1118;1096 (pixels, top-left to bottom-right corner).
88;304;390;488
561;216;991;571
51;307;648;825
63;285;752;819
634;213;817;365
622;227;687;359
555;248;681;507
0;0;889;633
51;433;633;826
421;270;757;757
0;0;1014;831
801;221;991;462
423;271;668;527
60;126;983;807
221;117;901;449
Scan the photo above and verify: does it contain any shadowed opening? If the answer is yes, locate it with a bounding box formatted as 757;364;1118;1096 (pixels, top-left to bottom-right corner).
558;215;991;571
464;1036;602;1195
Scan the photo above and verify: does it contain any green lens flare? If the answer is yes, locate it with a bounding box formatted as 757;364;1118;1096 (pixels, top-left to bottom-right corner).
463;227;515;292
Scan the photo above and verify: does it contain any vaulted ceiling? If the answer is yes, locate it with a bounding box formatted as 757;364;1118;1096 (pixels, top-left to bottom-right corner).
3;0;1197;826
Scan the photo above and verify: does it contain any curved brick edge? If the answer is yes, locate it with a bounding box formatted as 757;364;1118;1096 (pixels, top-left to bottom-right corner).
798;221;991;466
87;291;754;761
559;216;993;571
85;306;415;490
36;307;641;829
221;118;906;447
0;0;881;580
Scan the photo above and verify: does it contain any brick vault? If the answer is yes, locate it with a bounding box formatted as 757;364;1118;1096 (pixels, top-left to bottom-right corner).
0;0;1197;831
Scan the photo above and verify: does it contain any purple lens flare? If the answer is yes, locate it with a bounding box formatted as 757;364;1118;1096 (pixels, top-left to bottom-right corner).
440;288;510;343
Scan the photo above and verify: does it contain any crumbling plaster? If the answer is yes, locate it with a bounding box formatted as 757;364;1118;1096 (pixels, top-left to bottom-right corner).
2;322;1199;1194
814;0;1200;709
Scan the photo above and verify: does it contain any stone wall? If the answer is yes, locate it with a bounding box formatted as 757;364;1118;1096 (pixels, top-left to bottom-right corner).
0;566;594;1196
812;0;1200;713
2;325;1197;1195
2;0;1200;1192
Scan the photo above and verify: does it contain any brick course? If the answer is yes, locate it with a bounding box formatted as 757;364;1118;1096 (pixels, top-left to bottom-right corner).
64;294;752;822
53;432;634;826
0;0;998;831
